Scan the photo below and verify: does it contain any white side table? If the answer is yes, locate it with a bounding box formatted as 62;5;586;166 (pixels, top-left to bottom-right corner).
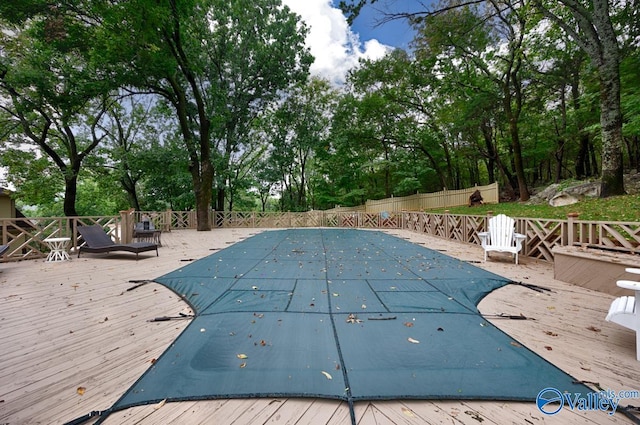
44;237;71;262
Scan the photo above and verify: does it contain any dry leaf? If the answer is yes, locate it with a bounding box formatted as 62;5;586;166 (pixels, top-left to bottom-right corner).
150;358;157;364
510;341;522;348
408;337;420;344
544;346;553;351
544;330;558;337
237;353;248;359
404;322;414;327
321;371;333;380
76;387;86;396
239;362;247;368
587;326;601;333
402;407;415;418
153;399;166;410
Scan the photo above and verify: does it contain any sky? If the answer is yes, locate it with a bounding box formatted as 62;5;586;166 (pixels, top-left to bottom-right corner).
281;0;417;85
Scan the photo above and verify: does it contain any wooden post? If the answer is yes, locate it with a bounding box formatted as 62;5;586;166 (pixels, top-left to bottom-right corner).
566;212;579;247
120;208;134;243
444;210;450;238
164;209;172;232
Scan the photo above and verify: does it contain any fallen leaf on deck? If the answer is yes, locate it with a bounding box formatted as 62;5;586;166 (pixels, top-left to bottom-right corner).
408;337;420;344
544;330;558;337
321;371;332;380
587;326;601;332
76;387;86;396
544;346;553;351
465;410;484;422
153;399;166;410
401;407;415;418
150;358;157;364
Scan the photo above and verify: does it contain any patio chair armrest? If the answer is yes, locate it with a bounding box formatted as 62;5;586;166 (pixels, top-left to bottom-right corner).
617;280;640;291
514;233;525;241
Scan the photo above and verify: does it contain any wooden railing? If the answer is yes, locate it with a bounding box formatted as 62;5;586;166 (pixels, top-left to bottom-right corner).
2;209;638;262
0;215;124;262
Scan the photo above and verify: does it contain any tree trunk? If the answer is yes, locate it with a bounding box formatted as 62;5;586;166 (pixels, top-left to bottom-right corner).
190;160;213;231
507;115;529;201
63;174;79;217
481;120;496;183
121;175;141;211
598;59;625;197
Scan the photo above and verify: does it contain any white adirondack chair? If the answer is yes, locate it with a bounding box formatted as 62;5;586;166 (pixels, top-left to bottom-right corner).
606;268;640;361
477;214;526;264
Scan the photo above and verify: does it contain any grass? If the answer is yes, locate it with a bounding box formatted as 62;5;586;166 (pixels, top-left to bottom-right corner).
429;194;640;222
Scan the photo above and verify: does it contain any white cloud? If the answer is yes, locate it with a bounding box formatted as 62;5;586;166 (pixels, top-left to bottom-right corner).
282;0;392;84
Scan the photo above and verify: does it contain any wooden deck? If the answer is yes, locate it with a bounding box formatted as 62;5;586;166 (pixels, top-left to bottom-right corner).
1;228;638;425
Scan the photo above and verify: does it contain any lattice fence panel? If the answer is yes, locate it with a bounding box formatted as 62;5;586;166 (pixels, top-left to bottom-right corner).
380;213;400;228
253;212;284;228
589;222;640;251
360;213;380;228
289;213;313;228
463;215;486;245
170;211;193;229
520;218;565;261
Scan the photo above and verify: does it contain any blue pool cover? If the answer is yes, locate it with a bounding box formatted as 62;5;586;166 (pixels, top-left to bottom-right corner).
87;229;590;423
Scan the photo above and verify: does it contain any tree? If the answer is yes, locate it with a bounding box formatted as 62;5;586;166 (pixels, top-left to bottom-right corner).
0;3;112;216
532;0;625;196
96;0;312;229
266;78;338;211
340;0;627;197
91;95;168;211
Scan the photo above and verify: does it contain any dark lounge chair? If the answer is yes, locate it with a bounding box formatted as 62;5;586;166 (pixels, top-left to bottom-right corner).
77;225;158;259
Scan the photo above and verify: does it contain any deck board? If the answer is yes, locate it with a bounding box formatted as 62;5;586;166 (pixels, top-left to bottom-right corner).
1;228;638;424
